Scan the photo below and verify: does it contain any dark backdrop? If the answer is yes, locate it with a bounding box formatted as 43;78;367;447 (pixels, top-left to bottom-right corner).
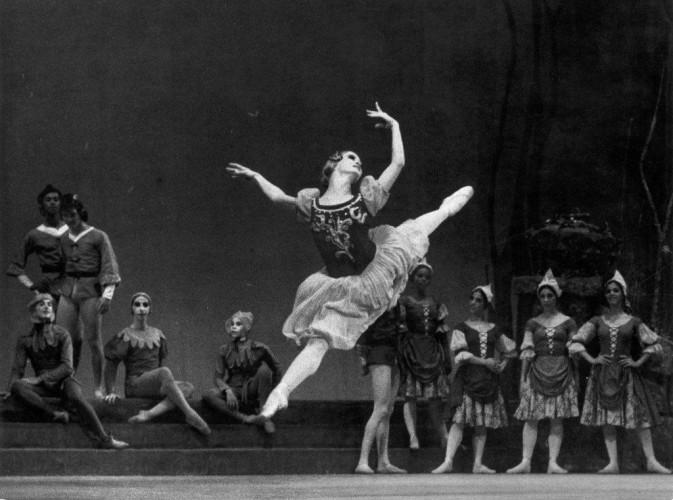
1;0;667;399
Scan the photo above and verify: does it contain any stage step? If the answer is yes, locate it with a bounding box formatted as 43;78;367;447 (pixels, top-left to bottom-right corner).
1;399;671;475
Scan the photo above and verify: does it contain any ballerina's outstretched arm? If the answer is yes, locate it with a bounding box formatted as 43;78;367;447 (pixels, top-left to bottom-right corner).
366;102;405;192
227;163;297;211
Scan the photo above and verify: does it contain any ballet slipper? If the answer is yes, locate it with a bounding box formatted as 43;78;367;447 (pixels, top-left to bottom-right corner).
186;411;212;435
260;383;289;419
99;435;129;449
441;186;474;216
128;410;152;424
377;463;407;474
409;435;420;450
262;419;276;434
354;464;375;474
547;462;568;474
473;464;496;474
431;460;453;474
597;463;619;474
52;411;69;424
506;460;531;474
646;459;672;474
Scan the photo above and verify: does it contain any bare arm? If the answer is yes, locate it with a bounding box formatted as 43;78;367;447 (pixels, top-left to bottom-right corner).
227;163;297;211
366;103;404;192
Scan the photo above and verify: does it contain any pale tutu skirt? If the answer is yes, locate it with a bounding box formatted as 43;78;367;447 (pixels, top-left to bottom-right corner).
283;221;428;351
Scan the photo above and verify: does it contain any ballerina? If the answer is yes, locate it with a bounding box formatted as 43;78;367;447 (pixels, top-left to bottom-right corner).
227;103;473;422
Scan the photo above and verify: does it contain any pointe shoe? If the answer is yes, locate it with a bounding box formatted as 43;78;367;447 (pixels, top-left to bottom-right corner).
409;436;420;450
262;419;276;434
99;435;129;449
646;459;672;474
547;462;568;474
52;411;70;424
597;463;619;474
128;410;152;424
431;461;453;474
507;460;531;474
377;464;407;474
186;412;212;435
260;384;289;419
442;186;474;216
354;464;375;474
473;464;496;474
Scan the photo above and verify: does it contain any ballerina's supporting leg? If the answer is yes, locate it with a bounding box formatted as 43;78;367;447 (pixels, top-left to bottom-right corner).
259;337;329;419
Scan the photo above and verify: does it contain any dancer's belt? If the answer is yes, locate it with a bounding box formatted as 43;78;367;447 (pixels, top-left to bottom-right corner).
66;271;98;278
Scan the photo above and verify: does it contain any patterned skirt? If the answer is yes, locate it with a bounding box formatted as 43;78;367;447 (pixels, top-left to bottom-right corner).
580;364;659;429
400;370;450;399
514;356;579;421
283;221;428;351
452;391;509;429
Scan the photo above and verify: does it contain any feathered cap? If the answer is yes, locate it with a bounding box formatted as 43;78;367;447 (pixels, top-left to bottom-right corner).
472;284;494;307
537;268;562;298
410;258;433;277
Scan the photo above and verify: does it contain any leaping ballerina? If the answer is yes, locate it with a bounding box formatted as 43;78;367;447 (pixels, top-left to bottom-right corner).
226;103;474;423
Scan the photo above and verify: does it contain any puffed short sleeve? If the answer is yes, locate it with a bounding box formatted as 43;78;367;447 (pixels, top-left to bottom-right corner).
359;176;389;216
568;317;598;357
634;317;664;362
295;188;320;222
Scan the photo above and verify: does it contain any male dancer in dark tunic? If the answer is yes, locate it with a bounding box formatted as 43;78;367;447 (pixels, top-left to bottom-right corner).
7;293;128;449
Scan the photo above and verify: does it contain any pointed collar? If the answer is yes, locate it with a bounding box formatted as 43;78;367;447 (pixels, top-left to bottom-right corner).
68;226;95;243
36;224;68;238
119;326;164;349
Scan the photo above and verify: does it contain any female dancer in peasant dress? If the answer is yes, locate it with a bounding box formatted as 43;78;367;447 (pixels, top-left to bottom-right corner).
569;271;670;474
432;285;516;474
397;259;452;449
227;103;473;421
507;269;579;474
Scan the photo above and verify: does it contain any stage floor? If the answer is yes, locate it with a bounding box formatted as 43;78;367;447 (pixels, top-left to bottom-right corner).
0;474;670;500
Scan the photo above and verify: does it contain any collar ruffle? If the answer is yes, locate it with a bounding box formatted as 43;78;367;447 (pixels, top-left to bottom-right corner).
119;326;164;349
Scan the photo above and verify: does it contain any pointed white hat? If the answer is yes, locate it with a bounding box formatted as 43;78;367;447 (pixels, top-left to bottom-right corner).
537;268;561;297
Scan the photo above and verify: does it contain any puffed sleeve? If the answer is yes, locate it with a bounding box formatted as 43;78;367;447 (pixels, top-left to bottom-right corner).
569;317;598;357
437;303;451;334
360;176;389;216
495;329;517;359
520;323;536;361
564;318;578;348
98;230;121;287
295;188;320;222
634;318;664;362
450;327;473;364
